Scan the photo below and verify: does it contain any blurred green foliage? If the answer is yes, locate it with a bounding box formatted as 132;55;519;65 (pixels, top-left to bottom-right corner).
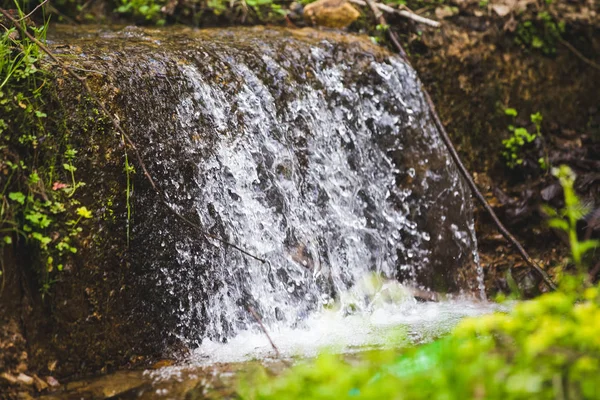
240;282;600;399
113;0;289;24
116;0;166;24
544;166;599;270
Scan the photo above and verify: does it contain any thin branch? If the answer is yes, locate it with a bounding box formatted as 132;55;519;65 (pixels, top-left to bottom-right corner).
364;0;407;59
0;7;267;265
558;37;600;72
350;0;441;28
247;306;291;366
363;6;557;291
18;0;49;22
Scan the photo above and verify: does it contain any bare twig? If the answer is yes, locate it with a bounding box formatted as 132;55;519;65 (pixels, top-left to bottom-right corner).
0;6;267;265
18;0;49;22
363;6;557;291
247;306;291;366
558;38;600;71
350;0;441;28
364;0;407;58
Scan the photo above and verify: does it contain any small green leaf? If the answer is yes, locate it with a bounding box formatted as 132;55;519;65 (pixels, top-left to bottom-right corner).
504;108;518;117
76;206;93;219
541;205;558;217
3;236;12;244
63;163;76;172
530;112;543;126
8;192;26;205
64;149;77;159
547;218;568;232
576;240;600;256
29;172;40;184
32;232;51;246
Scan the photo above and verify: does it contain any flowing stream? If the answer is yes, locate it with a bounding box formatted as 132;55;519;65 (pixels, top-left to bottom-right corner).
44;26;502;398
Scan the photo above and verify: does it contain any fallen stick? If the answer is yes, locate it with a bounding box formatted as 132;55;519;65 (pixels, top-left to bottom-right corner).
350;0;441;28
558;37;600;72
18;0;48;22
247;306;292;367
362;0;557;291
0;6;267;265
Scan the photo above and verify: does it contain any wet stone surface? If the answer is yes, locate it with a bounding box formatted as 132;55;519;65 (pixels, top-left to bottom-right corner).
45;25;482;351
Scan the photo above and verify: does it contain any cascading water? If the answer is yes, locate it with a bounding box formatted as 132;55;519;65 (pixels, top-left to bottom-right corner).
52;26;489;361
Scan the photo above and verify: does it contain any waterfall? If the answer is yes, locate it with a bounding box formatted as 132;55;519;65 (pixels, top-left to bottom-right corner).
52;26;483;354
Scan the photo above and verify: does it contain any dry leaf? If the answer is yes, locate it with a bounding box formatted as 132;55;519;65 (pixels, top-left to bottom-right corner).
492;4;511;17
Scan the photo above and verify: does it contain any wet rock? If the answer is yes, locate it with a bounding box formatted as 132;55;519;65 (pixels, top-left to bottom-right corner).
2;26;482;377
17;392;34;400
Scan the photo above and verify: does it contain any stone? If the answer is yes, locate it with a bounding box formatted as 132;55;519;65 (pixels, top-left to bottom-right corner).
16;373;34;386
1;372;18;385
32;375;49;392
46;376;60;388
303;0;361;28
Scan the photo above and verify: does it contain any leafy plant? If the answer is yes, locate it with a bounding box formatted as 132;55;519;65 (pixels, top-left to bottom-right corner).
116;0;167;25
543;165;599;270
1;1;92;295
515;11;565;55
501;109;548;170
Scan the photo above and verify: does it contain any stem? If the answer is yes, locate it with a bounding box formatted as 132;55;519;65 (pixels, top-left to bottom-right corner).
124;145;132;247
68;165;76;197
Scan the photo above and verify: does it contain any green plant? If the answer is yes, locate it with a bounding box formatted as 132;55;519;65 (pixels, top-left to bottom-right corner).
543;165;599;271
515;11;565;55
63;148;85;197
240;284;600;399
116;0;167;25
502;109;546;169
1;2;92;296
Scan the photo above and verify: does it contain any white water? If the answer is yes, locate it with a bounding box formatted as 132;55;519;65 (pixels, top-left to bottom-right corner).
190;298;504;365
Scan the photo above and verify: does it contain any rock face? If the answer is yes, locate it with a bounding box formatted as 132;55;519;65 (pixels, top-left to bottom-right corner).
1;26;481;377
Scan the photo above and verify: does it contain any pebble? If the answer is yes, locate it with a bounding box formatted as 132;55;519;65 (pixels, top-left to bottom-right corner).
16;373;34;386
